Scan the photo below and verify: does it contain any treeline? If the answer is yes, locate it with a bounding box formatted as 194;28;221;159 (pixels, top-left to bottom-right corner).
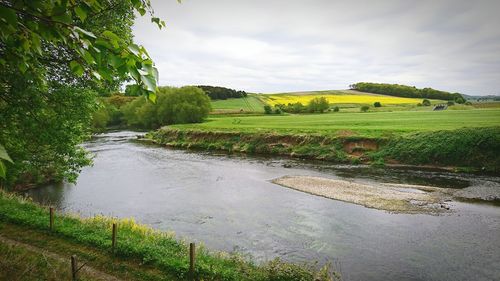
196;85;247;100
93;86;211;130
265;97;331;114
350;82;465;102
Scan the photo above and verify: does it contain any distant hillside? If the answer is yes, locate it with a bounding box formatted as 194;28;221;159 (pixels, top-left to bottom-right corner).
350;82;465;102
462;94;500;101
196;85;247;100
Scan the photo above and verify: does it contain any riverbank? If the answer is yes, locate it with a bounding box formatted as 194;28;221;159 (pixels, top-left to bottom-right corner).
147;126;500;172
0;191;337;281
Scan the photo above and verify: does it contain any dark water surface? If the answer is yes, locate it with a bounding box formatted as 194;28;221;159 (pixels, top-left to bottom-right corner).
26;131;500;281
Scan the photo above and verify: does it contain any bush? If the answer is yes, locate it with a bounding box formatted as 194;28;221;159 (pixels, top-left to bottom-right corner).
274;108;282;114
333;106;340;112
422;99;431;106
263;105;273;114
122;86;211;129
308;97;329;113
465;101;472;105
360;105;369;112
447;101;455;106
373;102;381;107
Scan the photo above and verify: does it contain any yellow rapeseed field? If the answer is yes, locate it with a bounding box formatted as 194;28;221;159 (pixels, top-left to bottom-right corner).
261;94;424;106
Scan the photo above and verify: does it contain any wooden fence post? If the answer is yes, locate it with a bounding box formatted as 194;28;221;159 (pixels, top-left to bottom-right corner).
49;207;54;231
71;255;77;281
189;242;196;278
112;223;117;252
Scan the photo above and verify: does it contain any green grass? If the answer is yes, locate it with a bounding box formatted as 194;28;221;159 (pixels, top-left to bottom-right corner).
0;191;337;281
210;94;266;113
172;109;500;138
0;237;99;281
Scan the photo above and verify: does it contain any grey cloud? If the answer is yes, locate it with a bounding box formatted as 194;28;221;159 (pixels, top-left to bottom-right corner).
133;0;500;95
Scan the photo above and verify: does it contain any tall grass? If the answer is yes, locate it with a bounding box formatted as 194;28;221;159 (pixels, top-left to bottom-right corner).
0;191;338;281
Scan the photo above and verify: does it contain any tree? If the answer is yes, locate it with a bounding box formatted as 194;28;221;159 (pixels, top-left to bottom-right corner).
308;97;329;113
0;0;163;101
422;99;431;106
263;105;273;114
333;106;340;112
373;101;381;107
122;86;211;128
0;1;164;187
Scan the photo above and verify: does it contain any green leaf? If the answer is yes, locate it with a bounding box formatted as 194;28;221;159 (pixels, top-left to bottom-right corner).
0;6;18;26
95;38;112;49
92;71;101;80
140;74;157;92
0;161;6;179
109;54;124;68
52;11;72;24
70;60;84;76
102;31;120;49
31;33;42;55
73;26;96;39
127;65;140;81
74;6;88;22
127;44;140;56
0;144;13;163
81;49;95;64
147;91;157;103
97;68;113;81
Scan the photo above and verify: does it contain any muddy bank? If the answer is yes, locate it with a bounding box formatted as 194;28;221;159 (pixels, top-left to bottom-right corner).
147;127;500;172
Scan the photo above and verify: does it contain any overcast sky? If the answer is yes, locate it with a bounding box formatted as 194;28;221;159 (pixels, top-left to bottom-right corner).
132;0;500;95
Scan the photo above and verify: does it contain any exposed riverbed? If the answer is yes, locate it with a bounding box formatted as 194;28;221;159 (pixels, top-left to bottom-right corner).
25;131;500;281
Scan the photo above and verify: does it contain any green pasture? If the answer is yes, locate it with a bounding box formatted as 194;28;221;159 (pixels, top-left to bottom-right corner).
210;94;266;113
173;109;500;137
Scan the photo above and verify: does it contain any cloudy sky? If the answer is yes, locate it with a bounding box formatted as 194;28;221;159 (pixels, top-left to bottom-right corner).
132;0;500;95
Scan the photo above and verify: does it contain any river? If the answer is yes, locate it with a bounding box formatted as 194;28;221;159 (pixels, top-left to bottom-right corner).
26;131;500;281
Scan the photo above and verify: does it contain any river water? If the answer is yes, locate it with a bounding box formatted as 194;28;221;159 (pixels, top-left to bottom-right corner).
26;131;500;281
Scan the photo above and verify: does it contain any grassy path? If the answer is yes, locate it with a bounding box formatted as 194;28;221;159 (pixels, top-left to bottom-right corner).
0;234;123;281
0;222;177;281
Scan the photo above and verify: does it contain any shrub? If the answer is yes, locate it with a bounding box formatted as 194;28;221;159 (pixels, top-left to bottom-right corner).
447;101;455;106
373;102;382;107
333;106;340;112
360;105;369;112
263;105;273;114
465;101;472;105
417;103;423;106
422;99;431;106
307;97;329;113
121;86;211;129
274;108;282;114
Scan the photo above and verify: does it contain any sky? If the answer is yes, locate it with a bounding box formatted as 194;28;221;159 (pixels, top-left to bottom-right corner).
132;0;500;95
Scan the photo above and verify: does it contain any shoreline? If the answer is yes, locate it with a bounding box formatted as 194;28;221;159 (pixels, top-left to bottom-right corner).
146;127;500;173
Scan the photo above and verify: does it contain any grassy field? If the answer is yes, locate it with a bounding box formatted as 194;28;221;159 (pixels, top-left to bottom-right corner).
210;94;266;113
173;109;500;137
259;90;441;107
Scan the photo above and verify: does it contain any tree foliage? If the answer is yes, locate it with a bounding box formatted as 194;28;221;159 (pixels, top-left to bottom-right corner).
0;0;163;101
350;82;464;102
307;97;329;113
196;85;247;100
0;0;164;187
122;86;211;129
